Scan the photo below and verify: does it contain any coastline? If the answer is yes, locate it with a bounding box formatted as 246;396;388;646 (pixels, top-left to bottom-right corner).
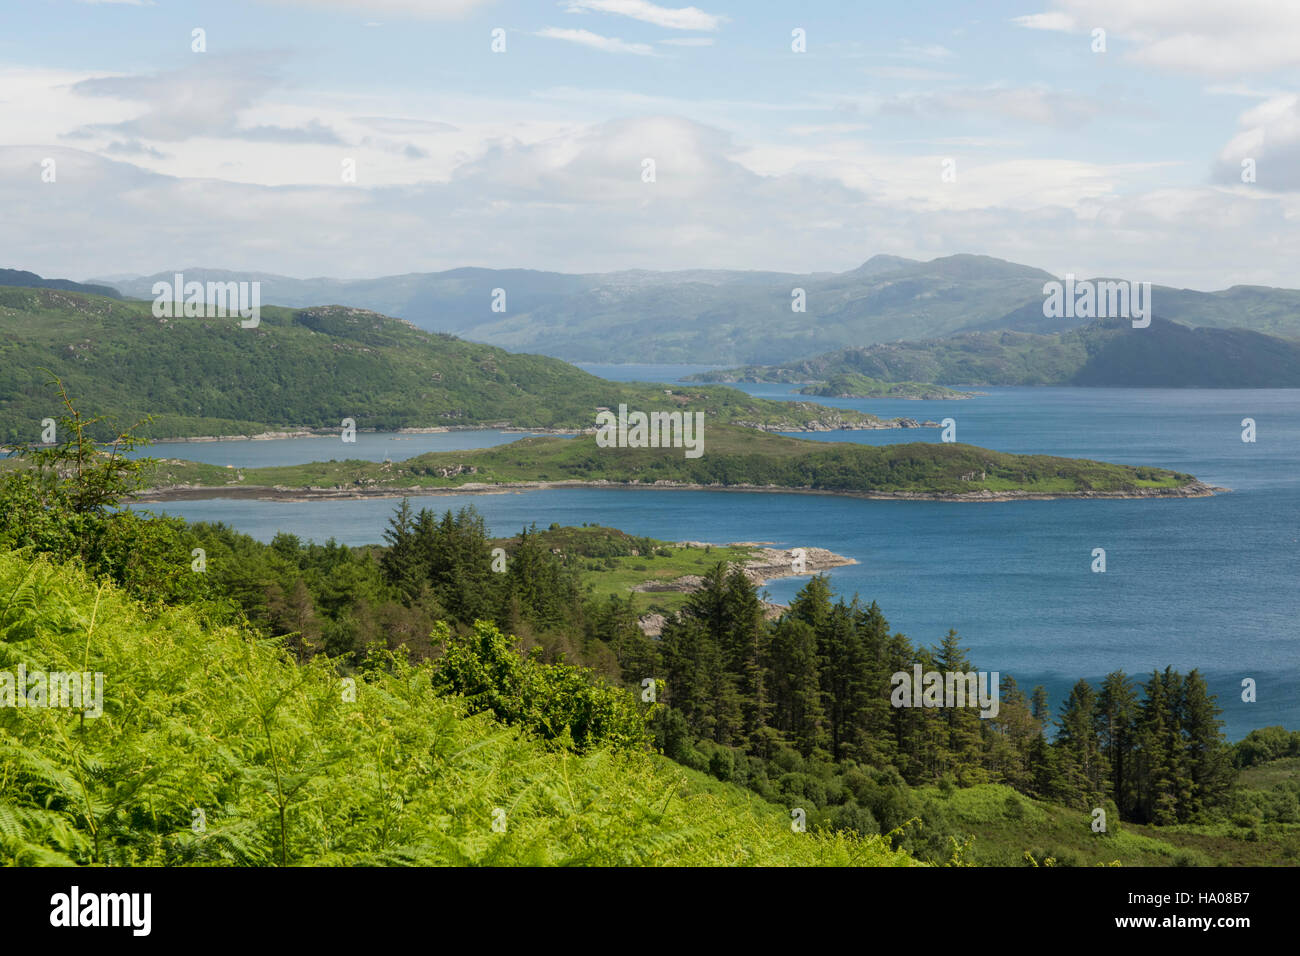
126;417;933;444
133;477;1228;504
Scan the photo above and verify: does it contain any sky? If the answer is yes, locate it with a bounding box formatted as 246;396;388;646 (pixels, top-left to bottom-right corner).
1;0;1298;288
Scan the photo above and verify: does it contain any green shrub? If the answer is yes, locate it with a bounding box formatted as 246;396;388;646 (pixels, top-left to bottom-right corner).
431;619;652;753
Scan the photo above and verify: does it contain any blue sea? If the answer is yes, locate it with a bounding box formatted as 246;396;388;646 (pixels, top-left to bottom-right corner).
133;428;548;468
135;372;1300;740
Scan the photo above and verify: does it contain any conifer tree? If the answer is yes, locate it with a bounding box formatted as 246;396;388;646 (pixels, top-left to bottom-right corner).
1178;669;1233;820
766;617;825;756
933;630;984;783
1095;671;1137;818
1055;679;1108;809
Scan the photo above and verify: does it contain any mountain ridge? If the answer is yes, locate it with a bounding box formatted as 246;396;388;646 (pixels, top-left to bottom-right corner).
85;254;1300;365
688;317;1300;388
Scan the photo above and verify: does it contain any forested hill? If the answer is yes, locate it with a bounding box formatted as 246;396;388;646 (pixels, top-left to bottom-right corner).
0;286;885;443
690;318;1300;388
0;268;121;299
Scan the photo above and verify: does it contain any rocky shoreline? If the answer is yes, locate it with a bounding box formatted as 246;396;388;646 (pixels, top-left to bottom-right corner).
134;477;1228;504
631;544;856;636
123;417;934;445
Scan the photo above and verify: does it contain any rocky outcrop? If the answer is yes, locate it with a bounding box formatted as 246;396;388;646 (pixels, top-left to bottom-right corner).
629;544;856;635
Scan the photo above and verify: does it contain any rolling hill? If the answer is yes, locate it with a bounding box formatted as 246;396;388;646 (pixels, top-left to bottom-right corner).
0;268;121;299
0;286;893;444
690;318;1300;388
93;254;1300;365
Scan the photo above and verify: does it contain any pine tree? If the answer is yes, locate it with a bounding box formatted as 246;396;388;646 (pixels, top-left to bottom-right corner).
1178;669;1233;820
1095;671;1137;818
379;498;421;600
852;600;901;768
720;567;771;753
817;600;870;762
1054;679;1108;810
1134;668;1189;824
1030;685;1050;722
988;675;1037;791
933;629;984;783
766;617;825;756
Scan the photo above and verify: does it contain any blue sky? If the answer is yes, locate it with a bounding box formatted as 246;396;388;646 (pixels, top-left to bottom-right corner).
1;0;1297;287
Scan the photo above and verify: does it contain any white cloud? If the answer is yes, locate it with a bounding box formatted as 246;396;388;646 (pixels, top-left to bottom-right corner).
563;1;725;31
1013;1;1300;74
537;27;657;56
787;123;871;136
1011;12;1077;32
660;37;714;47
262;0;494;16
66;59;322;143
864;66;960;82
881;86;1106;128
1213;94;1300;190
2;115;1297;290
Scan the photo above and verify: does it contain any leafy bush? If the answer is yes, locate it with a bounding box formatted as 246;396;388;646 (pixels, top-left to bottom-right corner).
431;619;652;753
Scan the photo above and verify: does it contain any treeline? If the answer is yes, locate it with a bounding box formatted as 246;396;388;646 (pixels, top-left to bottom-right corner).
643;567;1233;826
348;501;1238;829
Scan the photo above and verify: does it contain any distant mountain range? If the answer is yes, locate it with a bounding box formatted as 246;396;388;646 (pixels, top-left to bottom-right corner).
90;255;1300;365
688;317;1300;388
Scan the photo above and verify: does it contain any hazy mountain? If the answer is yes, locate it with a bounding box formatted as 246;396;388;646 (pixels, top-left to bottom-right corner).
689;318;1300;388
93;255;1300;366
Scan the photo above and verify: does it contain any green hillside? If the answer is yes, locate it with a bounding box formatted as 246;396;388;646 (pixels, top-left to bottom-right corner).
0;286;885;443
799;374;975;400
693;318;1300;388
0;549;917;867
0;269;121;299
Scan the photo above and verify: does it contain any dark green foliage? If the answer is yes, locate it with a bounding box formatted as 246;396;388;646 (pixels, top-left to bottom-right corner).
636;569;1240;851
430;620;652;754
0;376;214;608
1234;726;1300;768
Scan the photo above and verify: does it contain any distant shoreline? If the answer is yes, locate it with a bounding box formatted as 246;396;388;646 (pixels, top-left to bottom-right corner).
76;417;936;447
134;477;1227;504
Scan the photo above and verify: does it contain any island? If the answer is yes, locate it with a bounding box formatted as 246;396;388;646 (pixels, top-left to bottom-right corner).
797;374;979;400
134;423;1224;503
